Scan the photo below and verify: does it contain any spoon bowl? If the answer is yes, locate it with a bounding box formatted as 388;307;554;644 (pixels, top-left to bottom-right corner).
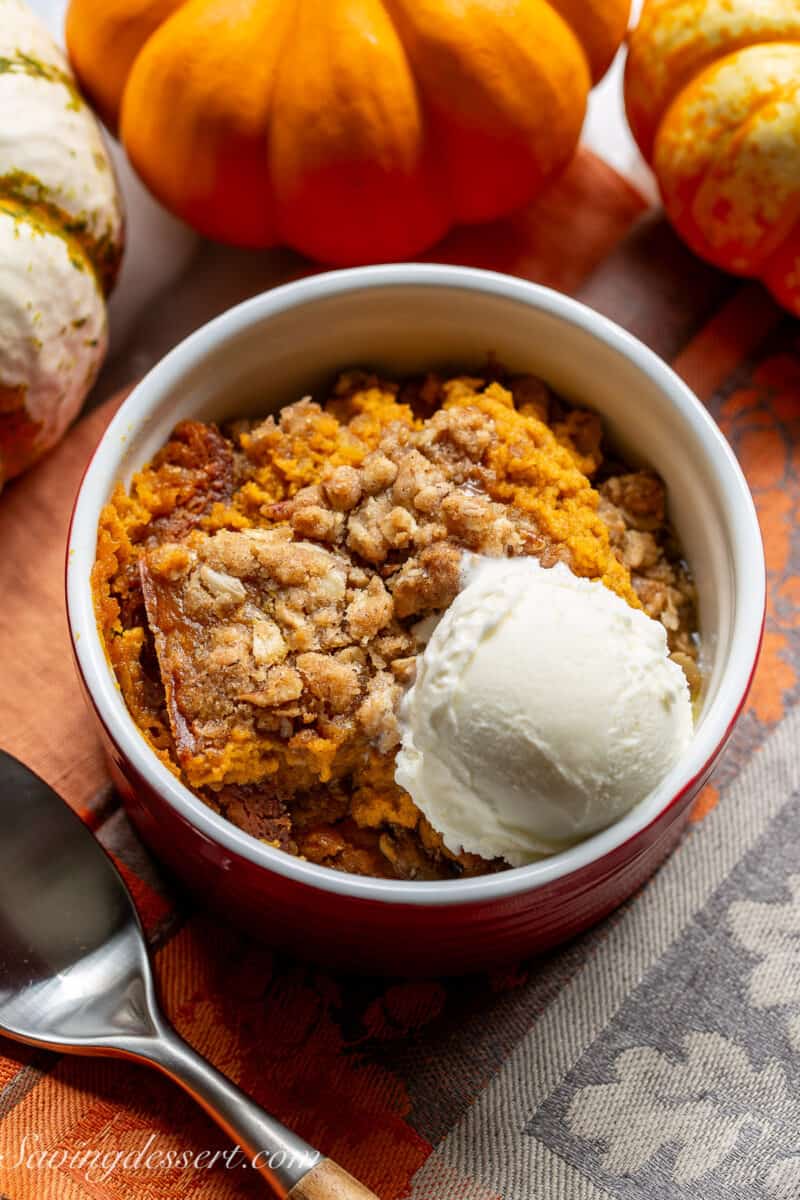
0;753;157;1050
0;751;378;1200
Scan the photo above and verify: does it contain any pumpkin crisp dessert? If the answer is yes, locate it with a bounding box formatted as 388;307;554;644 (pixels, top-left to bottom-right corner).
94;369;700;880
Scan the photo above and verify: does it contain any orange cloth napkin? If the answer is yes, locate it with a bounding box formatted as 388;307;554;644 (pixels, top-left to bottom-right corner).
0;147;794;1200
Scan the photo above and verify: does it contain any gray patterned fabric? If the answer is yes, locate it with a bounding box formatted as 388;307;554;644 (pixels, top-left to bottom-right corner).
408;707;800;1200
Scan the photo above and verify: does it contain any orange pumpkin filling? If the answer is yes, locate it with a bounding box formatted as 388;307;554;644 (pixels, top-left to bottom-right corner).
93;370;698;879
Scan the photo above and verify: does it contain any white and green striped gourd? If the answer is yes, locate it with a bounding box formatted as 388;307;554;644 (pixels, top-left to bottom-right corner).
0;0;123;487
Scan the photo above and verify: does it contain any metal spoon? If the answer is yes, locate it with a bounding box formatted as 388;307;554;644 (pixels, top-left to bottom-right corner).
0;751;378;1199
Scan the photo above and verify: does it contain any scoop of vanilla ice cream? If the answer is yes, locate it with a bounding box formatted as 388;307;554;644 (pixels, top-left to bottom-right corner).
395;555;694;866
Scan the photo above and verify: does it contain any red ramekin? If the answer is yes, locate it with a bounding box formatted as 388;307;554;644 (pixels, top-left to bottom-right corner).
66;265;765;975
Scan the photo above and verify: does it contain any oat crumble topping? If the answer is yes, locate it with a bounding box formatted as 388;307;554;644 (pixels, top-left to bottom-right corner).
93;369;699;880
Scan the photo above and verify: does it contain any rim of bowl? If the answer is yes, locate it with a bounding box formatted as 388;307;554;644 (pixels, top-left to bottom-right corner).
67;263;766;908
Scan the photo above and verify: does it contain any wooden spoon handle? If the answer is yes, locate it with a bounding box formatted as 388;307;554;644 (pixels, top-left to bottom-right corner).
288;1158;381;1199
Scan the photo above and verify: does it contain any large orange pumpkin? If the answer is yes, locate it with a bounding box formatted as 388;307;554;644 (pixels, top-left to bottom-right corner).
66;0;629;265
625;0;800;314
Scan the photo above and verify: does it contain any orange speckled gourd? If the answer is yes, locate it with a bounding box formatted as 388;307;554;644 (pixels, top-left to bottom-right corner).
625;0;800;314
66;0;629;265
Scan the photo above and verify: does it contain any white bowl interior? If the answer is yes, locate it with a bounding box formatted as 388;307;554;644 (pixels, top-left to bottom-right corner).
68;267;764;904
